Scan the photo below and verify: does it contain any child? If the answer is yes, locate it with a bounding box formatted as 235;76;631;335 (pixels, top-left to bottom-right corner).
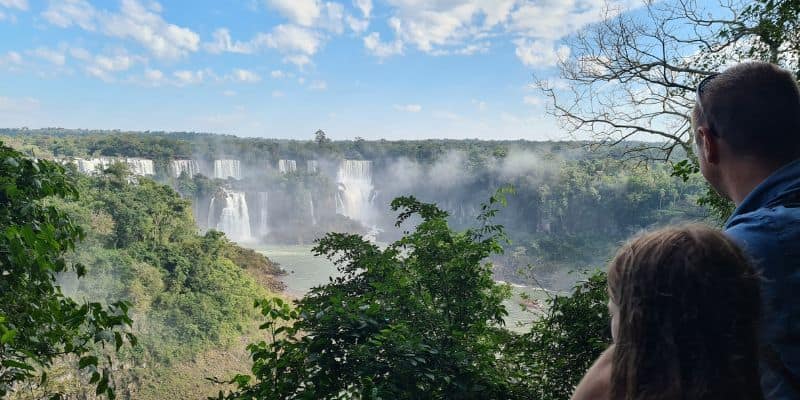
572;225;763;400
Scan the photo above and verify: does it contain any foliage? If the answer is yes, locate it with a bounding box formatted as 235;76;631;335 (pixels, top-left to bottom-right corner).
542;0;798;219
221;193;519;399
221;192;613;400
0;142;133;398
503;272;611;400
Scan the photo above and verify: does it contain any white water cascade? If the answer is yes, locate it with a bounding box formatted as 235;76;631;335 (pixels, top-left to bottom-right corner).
336;160;377;227
211;189;252;242
76;158;112;175
309;195;317;225
125;158;155;176
256;192;271;238
214;160;241;180
307;160;318;173
278;159;297;174
171;159;200;178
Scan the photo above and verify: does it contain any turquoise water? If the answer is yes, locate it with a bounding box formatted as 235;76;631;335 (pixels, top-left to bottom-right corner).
256;244;548;332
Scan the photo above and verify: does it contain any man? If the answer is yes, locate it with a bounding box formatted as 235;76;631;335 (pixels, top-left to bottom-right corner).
572;62;800;399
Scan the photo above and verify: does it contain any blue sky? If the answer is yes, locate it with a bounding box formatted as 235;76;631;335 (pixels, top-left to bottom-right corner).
0;0;637;140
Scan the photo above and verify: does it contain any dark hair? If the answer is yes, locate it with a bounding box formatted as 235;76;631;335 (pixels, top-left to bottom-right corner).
607;225;763;400
696;61;800;162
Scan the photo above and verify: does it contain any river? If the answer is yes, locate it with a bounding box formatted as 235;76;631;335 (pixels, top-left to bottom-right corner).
256;244;549;332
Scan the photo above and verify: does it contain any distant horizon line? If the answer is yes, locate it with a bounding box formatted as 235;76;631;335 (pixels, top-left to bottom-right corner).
0;127;665;144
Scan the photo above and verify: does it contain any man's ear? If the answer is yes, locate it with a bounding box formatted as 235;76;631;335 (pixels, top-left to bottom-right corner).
697;127;720;164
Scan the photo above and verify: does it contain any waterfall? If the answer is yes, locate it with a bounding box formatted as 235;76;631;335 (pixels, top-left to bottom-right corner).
278;159;297;174
76;157;112;175
125;158;155;176
335;160;376;227
256;192;270;237
307;160;318;173
211;189;252;242
214;160;241;180
309;195;317;225
171;159;200;178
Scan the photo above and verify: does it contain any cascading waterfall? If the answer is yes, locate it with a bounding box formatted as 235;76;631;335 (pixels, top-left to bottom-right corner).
214;160;241;180
125;158;155;176
336;160;377;228
211;189;252;242
307;160;318;173
309;195;317;225
256;192;270;237
76;157;112;175
278;159;297;174
171;159;200;178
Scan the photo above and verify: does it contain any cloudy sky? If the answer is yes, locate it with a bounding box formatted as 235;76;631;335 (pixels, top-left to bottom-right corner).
0;0;637;140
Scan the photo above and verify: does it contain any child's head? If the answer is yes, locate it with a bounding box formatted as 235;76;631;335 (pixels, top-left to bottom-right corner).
607;225;762;400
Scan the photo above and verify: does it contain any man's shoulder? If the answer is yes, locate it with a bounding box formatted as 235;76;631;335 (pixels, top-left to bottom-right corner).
726;205;800;259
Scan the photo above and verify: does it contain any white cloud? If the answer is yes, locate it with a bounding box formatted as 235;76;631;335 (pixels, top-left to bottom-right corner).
85;52;137;81
30;47;65;65
394;103;422;112
69;47;91;60
205;28;255;54
104;0;200;59
0;0;27;10
42;0;96;30
309;80;327;90
509;0;633;40
271;69;286;78
523;95;544;106
284;54;312;67
265;0;321;26
346;15;369;33
382;0;515;53
364;32;403;58
206;24;320;66
262;24;320;55
272;90;285;97
514;38;570;68
173;69;209;85
222;89;237;96
42;0;200;60
472;99;487;111
145;69;162;79
0;51;22;65
354;0;372;17
94;54;134;71
0;96;39;112
317;2;345;34
229;68;262;83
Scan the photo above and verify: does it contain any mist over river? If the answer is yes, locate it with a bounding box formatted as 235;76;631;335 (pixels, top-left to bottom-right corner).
255;244;549;332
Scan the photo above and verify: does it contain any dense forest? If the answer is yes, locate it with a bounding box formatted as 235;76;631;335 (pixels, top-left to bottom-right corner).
0;139;612;399
0;129;707;397
0;139;286;399
2;129;708;290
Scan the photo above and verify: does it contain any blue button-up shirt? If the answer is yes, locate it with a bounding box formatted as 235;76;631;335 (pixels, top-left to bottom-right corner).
726;159;800;399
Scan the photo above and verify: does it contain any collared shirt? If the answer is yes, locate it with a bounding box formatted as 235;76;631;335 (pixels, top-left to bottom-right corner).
726;158;800;400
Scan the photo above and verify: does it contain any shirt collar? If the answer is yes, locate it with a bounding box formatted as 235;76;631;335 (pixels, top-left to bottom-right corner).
725;158;800;228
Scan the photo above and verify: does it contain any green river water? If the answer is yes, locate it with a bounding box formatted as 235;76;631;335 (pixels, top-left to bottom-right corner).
256;245;548;332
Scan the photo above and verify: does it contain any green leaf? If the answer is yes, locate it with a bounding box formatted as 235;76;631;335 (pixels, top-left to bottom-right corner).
79;355;98;370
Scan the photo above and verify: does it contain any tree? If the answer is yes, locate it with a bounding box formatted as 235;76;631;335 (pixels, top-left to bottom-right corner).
221;191;517;399
541;0;800;219
314;129;331;145
544;0;799;159
503;272;611;400
0;142;134;398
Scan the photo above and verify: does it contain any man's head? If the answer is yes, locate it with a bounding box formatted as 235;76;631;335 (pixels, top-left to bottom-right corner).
693;62;800;200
